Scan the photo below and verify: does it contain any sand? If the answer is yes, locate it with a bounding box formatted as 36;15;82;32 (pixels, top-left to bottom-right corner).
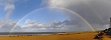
0;32;110;40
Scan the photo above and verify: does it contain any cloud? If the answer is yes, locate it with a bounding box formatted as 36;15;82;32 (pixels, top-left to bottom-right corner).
0;20;21;32
4;0;15;20
47;0;90;8
18;0;110;32
18;18;94;32
68;0;111;24
16;0;111;32
46;0;111;29
0;0;16;32
1;0;111;32
0;19;108;32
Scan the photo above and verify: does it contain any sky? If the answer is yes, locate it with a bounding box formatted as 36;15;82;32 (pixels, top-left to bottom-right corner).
0;0;43;20
0;0;111;32
0;0;70;32
12;0;43;20
0;0;68;23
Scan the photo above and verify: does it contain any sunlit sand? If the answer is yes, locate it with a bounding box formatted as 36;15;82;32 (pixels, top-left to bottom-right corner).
0;32;99;40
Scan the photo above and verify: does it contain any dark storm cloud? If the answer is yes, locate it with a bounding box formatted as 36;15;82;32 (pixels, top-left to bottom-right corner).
64;0;111;25
45;0;111;31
